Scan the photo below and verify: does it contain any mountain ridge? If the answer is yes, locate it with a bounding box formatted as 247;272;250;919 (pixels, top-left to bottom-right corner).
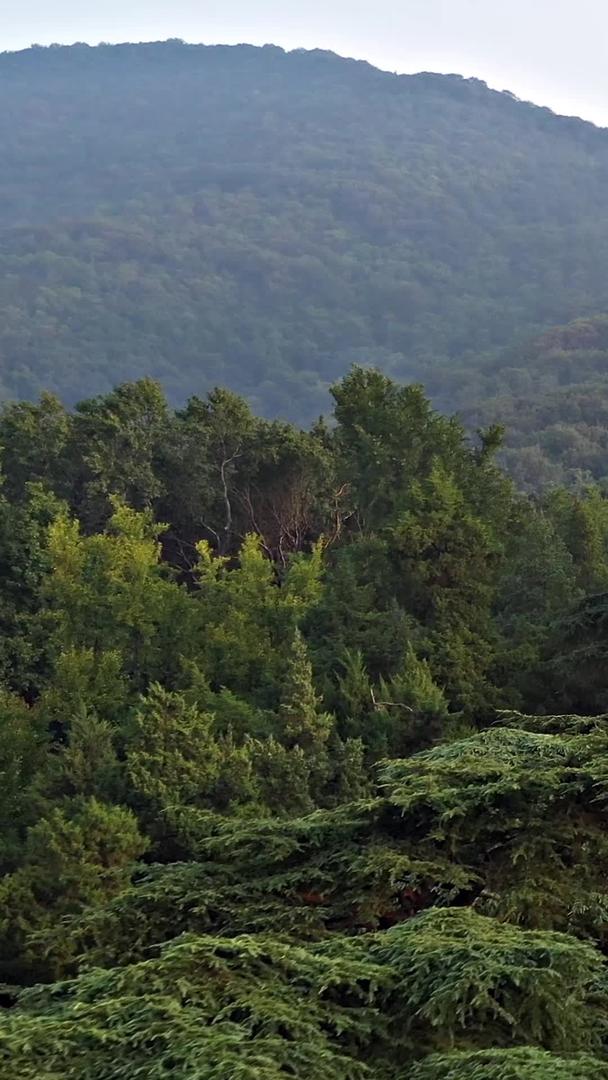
4;40;605;131
1;40;608;429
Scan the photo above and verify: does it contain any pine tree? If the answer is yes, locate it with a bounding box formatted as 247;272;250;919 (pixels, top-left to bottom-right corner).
126;684;260;853
279;628;332;751
0;797;147;982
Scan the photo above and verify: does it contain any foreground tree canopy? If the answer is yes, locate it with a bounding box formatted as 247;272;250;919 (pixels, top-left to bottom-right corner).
1;371;608;1075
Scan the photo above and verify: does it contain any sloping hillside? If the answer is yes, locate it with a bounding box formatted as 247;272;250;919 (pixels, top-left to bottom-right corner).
1;41;608;417
459;317;608;489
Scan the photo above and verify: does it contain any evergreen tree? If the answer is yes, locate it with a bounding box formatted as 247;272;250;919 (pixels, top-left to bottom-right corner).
0;370;607;1077
0;797;147;982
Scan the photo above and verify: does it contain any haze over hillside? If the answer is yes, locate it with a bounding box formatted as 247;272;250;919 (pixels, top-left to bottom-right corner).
2;39;608;424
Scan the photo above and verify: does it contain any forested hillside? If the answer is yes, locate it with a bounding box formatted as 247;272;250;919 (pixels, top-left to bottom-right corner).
3;372;608;1076
2;40;608;423
457;316;608;490
6;37;608;1077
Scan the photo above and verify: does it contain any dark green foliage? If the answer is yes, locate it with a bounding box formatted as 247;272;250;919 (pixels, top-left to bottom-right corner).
372;908;607;1054
0;933;387;1080
0;797;147;982
382;724;608;933
125;685;262;839
56;718;608;974
0;484;62;696
1;910;605;1079
2;371;608;1074
0;691;49;871
532;591;608;713
409;1049;608;1080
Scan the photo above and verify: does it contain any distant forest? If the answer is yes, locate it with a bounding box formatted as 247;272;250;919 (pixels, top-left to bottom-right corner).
2;41;608;488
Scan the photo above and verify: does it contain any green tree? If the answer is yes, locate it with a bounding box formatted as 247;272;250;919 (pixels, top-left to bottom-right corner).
546;487;608;594
279;628;332;752
0;691;48;872
70;378;170;530
0;797;147;982
0;484;62;696
126;684;259;851
0;393;71;504
194;533;324;706
376;641;450;754
160;388;258;556
46;500;192;688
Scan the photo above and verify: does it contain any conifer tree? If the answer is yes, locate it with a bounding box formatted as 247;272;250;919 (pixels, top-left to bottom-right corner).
0;797;147;982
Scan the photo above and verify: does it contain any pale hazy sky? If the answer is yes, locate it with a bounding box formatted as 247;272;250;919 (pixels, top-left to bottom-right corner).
1;0;607;126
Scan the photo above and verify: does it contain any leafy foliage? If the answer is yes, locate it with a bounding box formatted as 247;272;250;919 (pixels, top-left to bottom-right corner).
1;371;608;1076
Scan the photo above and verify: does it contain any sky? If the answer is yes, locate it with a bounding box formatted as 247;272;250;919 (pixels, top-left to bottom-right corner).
1;0;608;126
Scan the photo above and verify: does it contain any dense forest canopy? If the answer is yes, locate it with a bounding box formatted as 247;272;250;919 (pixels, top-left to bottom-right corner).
5;37;608;1078
2;373;608;1076
2;39;608;435
457;315;608;490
